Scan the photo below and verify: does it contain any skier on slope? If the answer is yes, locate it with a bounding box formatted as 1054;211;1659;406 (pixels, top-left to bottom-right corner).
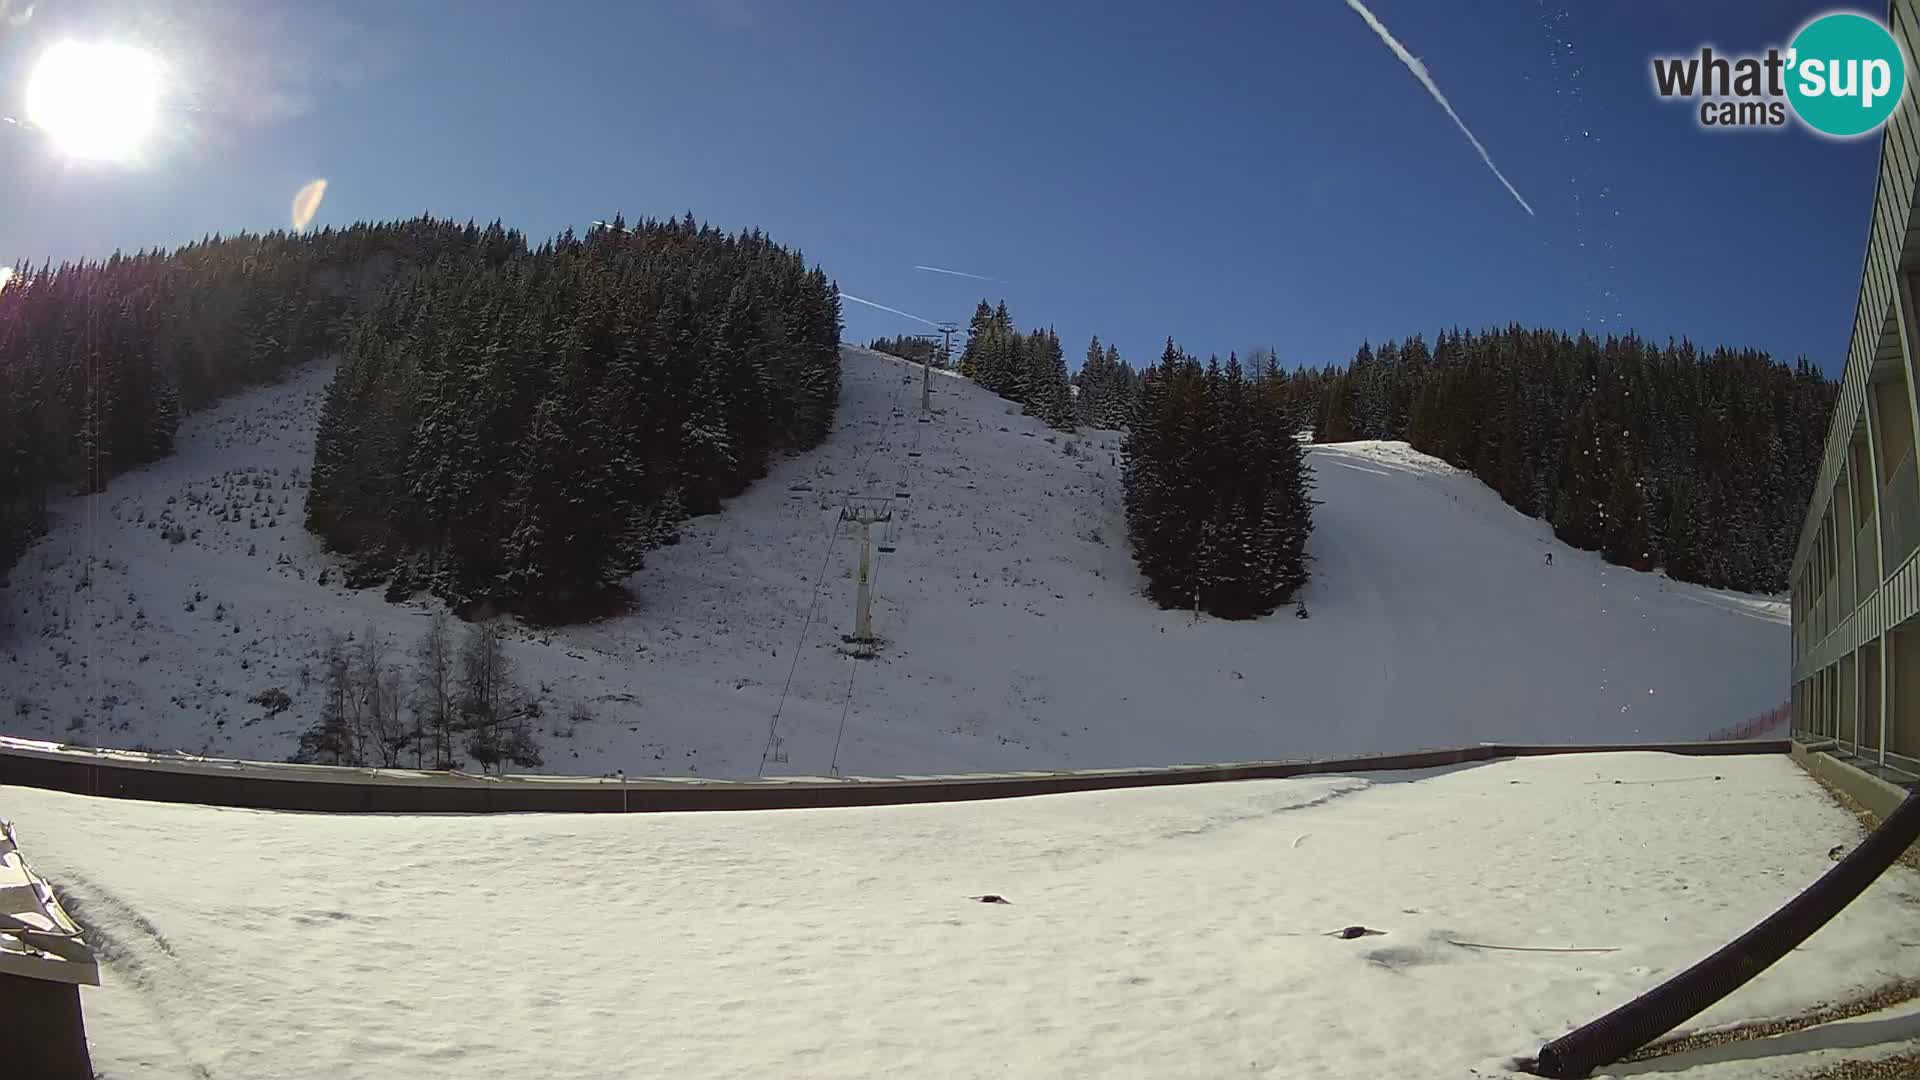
1545;551;1554;567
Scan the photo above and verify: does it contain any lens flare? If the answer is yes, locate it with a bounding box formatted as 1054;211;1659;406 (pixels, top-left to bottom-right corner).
25;41;164;163
292;179;328;231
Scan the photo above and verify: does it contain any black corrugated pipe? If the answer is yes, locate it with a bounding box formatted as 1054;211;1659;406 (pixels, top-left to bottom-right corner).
1530;789;1920;1078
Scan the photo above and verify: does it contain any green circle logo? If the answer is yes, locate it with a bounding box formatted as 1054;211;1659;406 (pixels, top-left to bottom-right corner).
1787;13;1907;137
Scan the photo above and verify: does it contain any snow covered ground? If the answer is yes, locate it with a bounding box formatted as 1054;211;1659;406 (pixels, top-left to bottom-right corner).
7;751;1917;1079
0;347;1788;777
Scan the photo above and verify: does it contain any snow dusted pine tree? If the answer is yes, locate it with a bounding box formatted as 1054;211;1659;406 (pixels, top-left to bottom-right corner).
1073;336;1140;430
1099;344;1140;429
1025;328;1075;431
958;300;994;383
1294;326;1833;592
1124;341;1313;619
304;214;841;620
1122;342;1195;607
1073;336;1108;427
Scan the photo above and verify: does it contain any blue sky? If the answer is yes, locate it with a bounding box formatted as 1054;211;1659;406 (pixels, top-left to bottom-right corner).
0;0;1884;372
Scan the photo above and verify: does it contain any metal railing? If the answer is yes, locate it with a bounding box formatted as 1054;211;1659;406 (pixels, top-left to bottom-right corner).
1882;447;1920;573
1796;729;1920;785
1857;515;1880;605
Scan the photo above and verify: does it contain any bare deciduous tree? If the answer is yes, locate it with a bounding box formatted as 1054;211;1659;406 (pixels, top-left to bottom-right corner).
459;622;511;773
357;624;408;767
413;612;456;769
458;622;542;774
294;632;355;765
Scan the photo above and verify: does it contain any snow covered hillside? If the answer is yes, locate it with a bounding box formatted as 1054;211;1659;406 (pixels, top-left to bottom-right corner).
9;752;1918;1079
0;347;1788;777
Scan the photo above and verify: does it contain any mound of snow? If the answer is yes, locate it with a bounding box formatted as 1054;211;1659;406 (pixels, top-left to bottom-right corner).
0;347;1786;776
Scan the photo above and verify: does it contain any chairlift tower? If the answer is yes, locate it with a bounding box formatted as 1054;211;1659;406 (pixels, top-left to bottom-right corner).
932;322;960;413
841;498;893;657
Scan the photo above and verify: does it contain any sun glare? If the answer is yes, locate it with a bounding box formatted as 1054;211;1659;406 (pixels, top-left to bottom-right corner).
26;41;164;163
291;178;328;231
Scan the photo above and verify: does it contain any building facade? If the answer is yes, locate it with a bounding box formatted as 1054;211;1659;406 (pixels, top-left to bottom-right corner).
1790;0;1920;783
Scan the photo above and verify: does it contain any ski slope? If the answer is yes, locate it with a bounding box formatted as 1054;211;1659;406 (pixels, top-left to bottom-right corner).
0;347;1788;777
8;752;1918;1079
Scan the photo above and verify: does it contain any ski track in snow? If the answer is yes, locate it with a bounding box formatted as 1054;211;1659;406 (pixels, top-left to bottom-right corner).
6;752;1918;1079
0;348;1787;777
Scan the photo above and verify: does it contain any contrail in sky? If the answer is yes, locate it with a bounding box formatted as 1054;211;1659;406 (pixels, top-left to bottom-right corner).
839;291;940;327
915;265;1001;283
1340;0;1535;216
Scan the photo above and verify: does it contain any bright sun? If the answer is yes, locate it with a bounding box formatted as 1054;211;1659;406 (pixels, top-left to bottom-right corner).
26;41;164;163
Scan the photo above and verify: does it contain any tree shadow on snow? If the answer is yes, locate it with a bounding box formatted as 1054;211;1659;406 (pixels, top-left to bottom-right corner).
1326;759;1503;785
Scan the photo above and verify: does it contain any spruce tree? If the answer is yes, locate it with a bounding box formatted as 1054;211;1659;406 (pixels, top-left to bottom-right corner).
1026;329;1075;431
1124;340;1313;618
1073;335;1107;427
1099;343;1137;429
959;300;994;381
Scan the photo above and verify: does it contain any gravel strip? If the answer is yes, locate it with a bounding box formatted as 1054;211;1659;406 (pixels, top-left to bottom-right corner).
1619;981;1920;1063
1803;768;1920;875
1794;1050;1920;1079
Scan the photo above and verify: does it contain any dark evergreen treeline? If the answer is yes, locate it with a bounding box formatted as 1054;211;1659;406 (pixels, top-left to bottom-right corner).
957;300;1075;431
305;214;843;620
867;334;942;366
1124;341;1314;619
0;217;520;579
1072;335;1142;430
1305;327;1836;593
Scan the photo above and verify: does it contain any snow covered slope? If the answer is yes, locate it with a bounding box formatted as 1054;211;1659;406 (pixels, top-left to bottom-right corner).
7;752;1916;1079
0;347;1787;777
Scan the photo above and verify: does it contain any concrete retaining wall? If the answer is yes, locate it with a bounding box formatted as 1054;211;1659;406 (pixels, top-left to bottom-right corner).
0;737;1788;815
1792;738;1919;822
